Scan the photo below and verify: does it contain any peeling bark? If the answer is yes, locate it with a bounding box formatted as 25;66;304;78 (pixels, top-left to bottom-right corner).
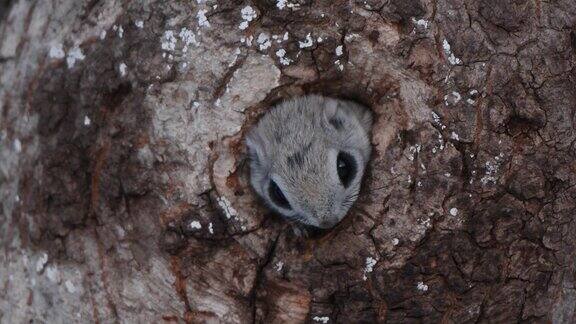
1;0;576;323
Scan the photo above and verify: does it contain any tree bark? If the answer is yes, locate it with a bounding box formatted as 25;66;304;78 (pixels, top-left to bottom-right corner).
1;0;576;323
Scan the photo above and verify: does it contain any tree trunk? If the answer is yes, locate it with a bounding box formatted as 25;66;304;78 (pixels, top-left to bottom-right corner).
1;0;576;323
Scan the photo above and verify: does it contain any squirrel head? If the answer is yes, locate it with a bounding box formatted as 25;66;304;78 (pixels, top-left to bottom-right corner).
246;95;372;229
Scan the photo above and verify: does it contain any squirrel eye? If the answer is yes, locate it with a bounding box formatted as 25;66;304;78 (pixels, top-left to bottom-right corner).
269;180;291;210
337;152;357;188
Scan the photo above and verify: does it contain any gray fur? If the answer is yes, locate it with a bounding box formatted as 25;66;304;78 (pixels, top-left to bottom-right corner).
246;95;373;228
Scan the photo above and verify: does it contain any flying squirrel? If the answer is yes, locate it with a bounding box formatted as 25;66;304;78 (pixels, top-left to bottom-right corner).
246;95;373;229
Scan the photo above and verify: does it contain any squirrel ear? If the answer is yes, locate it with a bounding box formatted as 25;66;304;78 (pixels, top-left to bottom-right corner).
324;98;339;117
246;129;267;166
356;106;373;133
324;99;373;133
323;99;346;130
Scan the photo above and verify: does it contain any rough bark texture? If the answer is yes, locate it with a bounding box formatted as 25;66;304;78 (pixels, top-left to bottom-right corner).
1;0;576;323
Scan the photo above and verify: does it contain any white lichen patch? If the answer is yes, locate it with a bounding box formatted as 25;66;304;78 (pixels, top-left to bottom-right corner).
189;220;202;230
392;238;400;246
135;20;144;28
113;24;124;38
438;135;446;149
334;60;344;71
239;21;249;30
13;138;22;153
179;27;199;52
432;111;441;124
48;43;65;59
46;265;60;283
84;116;91;126
271;32;289;44
298;32;314;48
407;144;421;161
450;132;460;141
345;33;360;42
119;62;127;77
275;48;292;65
257;32;271;50
287;2;301;10
276;0;302;10
363;257;377;280
275;261;284;272
114;225;126;239
480;155;504;185
208;222;214;234
240;35;254;46
66;46;85;69
278;1;301;10
419;216;432;229
449;208;458;216
444;91;462;106
36;253;48;272
442;39;462;65
161;30;177;51
100;30;107;40
412;17;429;29
417;281;429;292
65;280;76;293
430;131;446;154
467;89;479;104
431;111;447;130
452;91;461;103
335;45;343;56
217;196;238;219
313;316;330;323
227;47;242;67
239;6;257;30
241;5;257;20
197;9;210;28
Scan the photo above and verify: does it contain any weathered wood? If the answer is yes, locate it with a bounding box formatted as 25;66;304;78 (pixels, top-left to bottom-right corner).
1;0;575;322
